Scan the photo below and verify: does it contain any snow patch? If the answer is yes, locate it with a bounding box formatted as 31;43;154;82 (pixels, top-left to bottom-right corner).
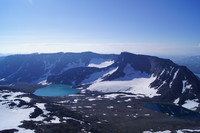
21;97;31;103
182;99;199;111
174;98;180;105
84;106;92;109
106;106;114;109
160;69;165;76
169;69;179;88
88;98;96;101
0;78;5;81
88;58;114;68
38;80;51;85
182;80;192;93
177;129;200;133
124;98;131;102
156;80;167;90
50;116;60;123
62;117;84;124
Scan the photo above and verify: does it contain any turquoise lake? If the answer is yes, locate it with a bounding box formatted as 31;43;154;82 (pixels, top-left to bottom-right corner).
34;84;80;97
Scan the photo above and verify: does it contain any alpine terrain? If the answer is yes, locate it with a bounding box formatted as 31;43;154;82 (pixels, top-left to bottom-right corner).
0;52;200;133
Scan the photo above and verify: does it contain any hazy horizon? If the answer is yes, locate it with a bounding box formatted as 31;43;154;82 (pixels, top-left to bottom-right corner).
1;0;200;56
1;51;200;59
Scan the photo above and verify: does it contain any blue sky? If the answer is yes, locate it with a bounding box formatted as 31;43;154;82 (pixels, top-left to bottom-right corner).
0;0;200;55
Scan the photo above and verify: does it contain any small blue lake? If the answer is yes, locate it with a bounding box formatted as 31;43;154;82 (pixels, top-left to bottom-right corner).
34;84;80;97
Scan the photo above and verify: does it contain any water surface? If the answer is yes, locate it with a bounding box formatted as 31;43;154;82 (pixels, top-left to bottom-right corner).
34;84;80;97
144;103;200;119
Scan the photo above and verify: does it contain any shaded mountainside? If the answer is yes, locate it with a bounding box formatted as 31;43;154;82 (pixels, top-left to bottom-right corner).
0;52;116;84
0;52;200;107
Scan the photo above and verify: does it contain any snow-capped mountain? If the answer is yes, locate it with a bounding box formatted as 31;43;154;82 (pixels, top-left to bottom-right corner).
0;52;200;107
47;52;200;106
1;52;200;132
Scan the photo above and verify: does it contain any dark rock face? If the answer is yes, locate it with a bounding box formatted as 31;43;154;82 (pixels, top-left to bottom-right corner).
152;66;200;104
29;106;43;118
103;53;153;80
0;129;19;133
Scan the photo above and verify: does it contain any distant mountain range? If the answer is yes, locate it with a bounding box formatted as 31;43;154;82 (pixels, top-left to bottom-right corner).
0;52;200;108
169;56;200;75
0;52;116;84
0;56;5;62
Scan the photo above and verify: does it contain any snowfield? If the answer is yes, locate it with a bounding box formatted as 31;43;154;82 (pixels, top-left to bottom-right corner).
0;89;86;132
0;90;35;132
0;90;60;132
0;103;35;133
87;75;160;98
87;64;160;98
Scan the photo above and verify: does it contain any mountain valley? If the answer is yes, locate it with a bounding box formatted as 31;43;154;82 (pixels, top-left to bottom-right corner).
0;52;200;133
